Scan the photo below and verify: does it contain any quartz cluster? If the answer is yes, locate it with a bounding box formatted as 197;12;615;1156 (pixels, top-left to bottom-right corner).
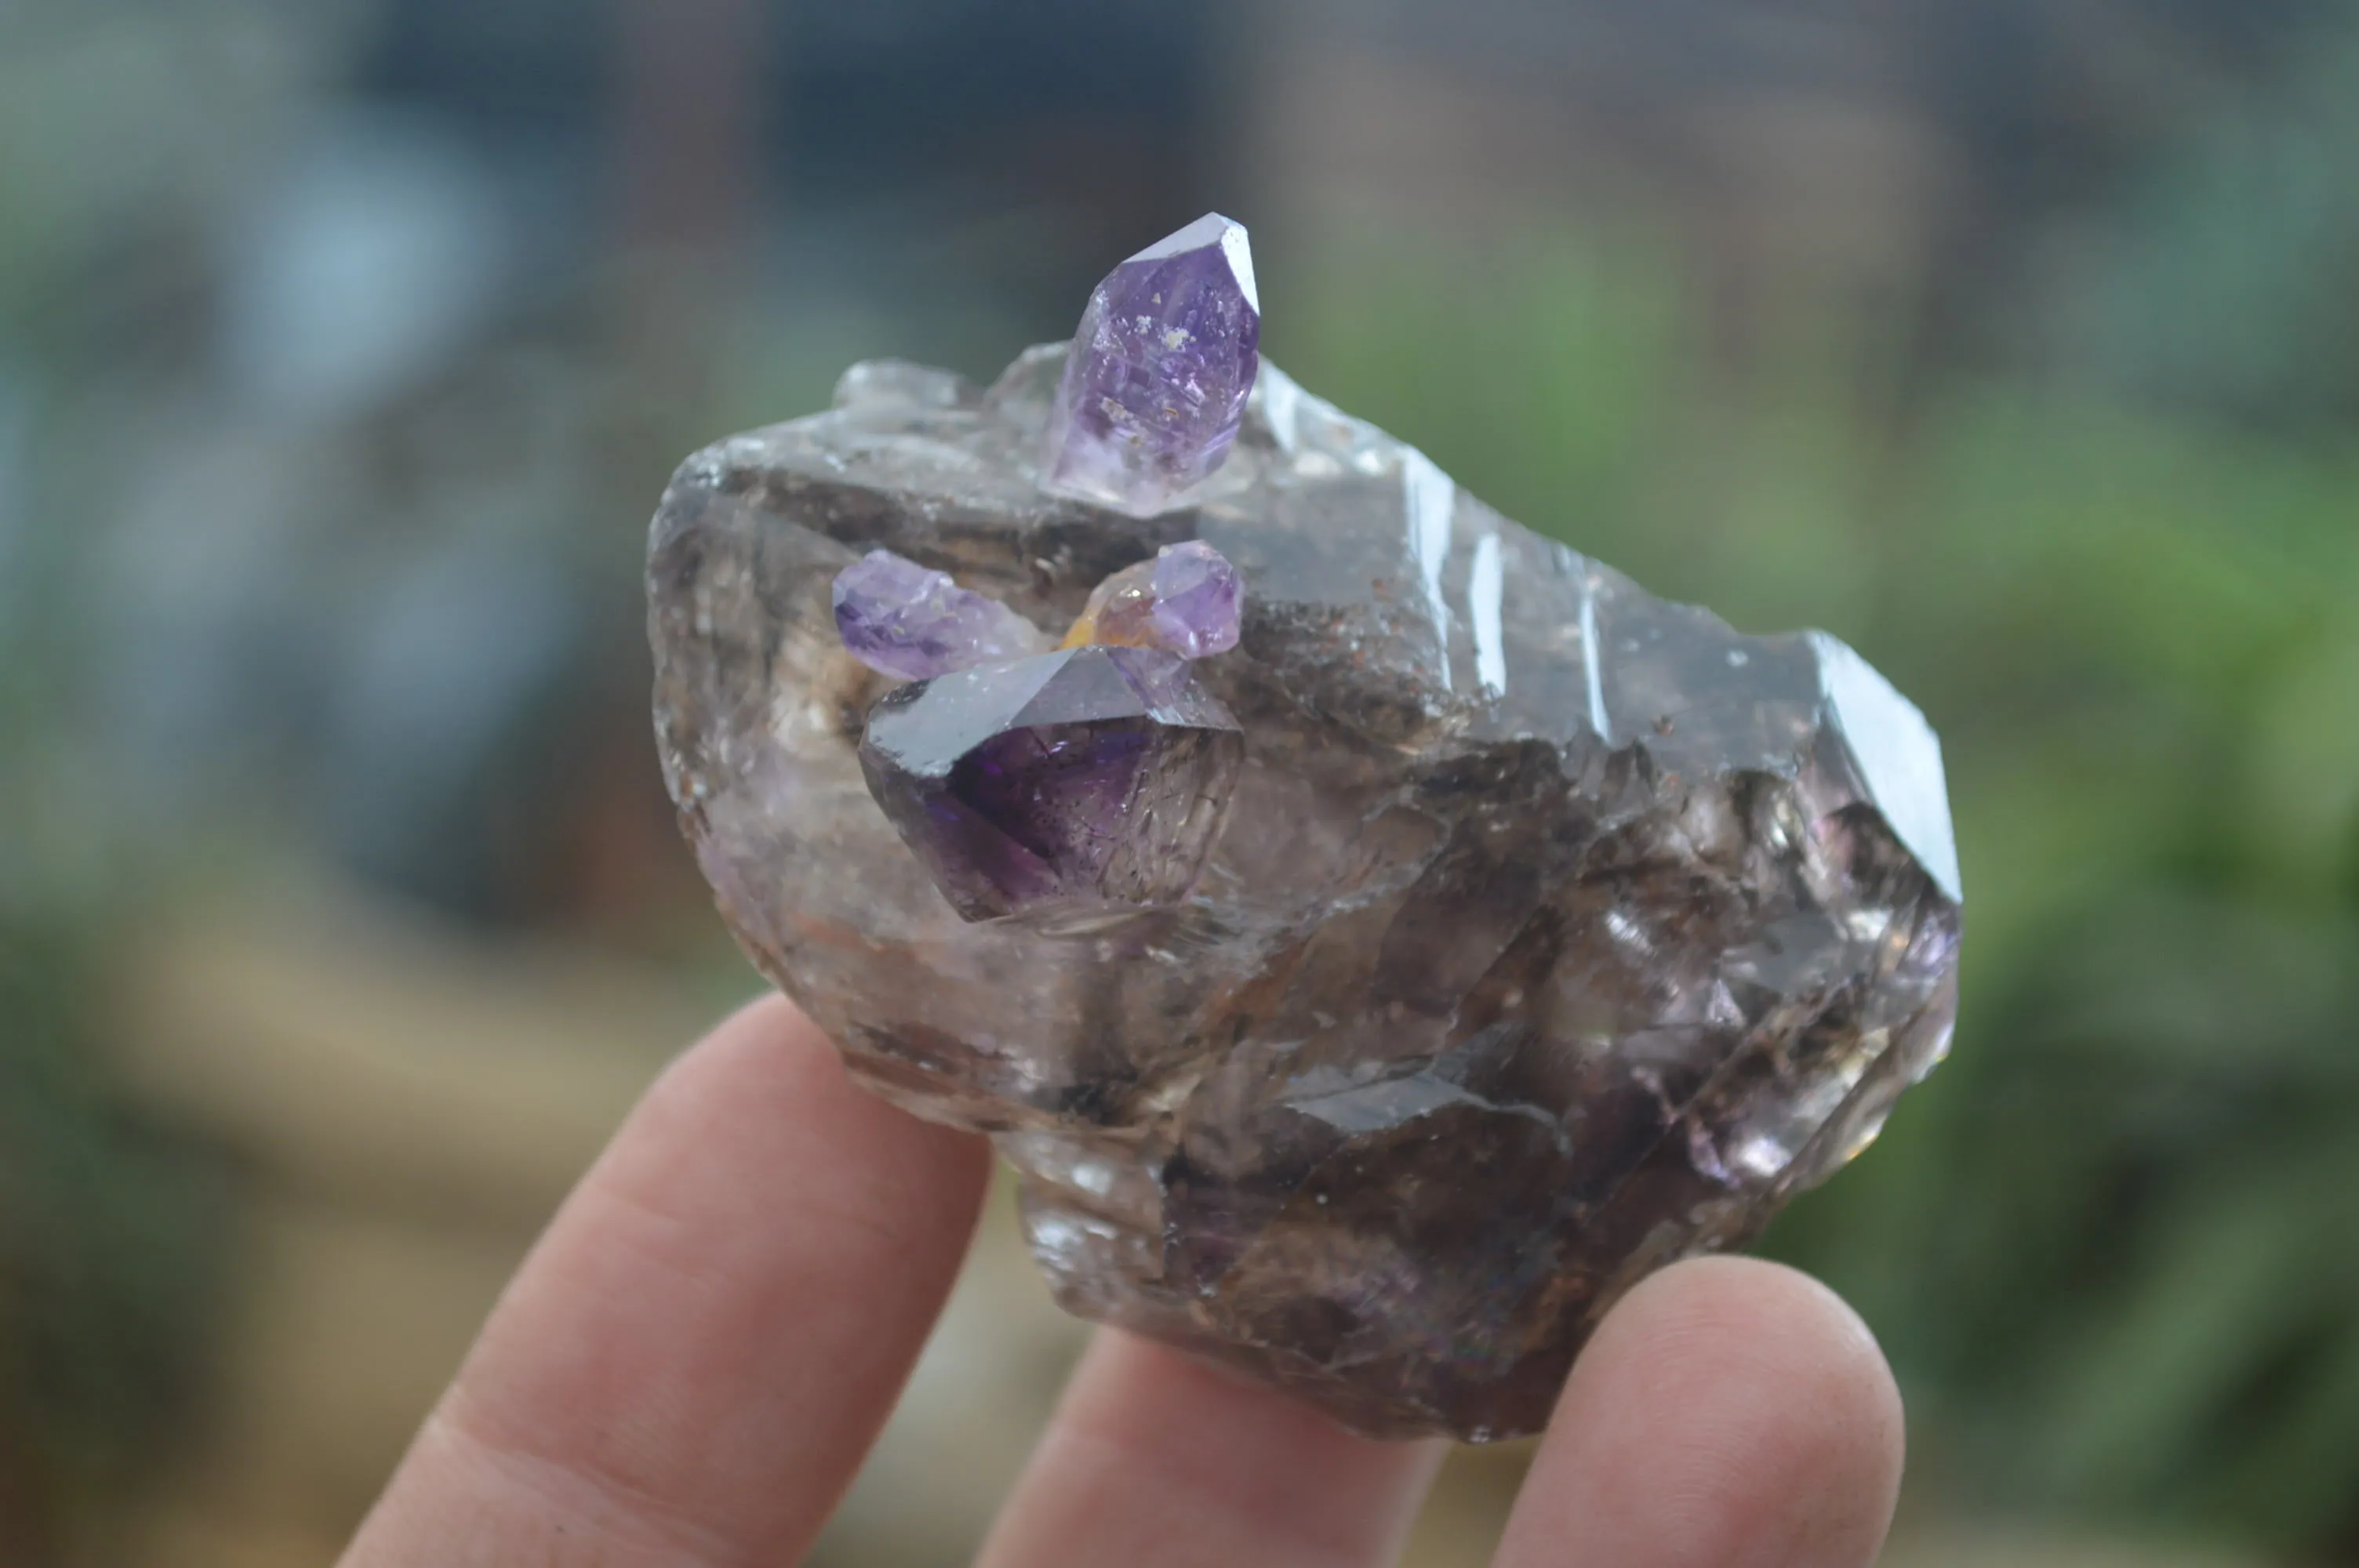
838;537;1249;924
648;228;1962;1442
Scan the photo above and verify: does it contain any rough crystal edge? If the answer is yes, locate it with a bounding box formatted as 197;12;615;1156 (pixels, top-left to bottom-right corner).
657;344;1958;906
658;345;1959;904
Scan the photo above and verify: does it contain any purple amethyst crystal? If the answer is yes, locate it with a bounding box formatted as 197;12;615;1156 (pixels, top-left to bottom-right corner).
1068;541;1243;659
833;548;1046;681
1041;213;1261;517
857;645;1243;921
1147;541;1243;655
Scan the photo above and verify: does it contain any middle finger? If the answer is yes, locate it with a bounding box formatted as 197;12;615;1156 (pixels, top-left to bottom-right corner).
975;1330;1444;1568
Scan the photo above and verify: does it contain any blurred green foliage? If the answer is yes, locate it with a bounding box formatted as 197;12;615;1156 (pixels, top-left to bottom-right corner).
2055;6;2359;430
0;906;228;1557
2;0;2354;1555
0;51;233;1522
1272;216;2359;1555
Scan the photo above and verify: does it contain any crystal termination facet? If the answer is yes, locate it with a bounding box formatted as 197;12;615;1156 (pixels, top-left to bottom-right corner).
1042;213;1262;517
858;645;1245;922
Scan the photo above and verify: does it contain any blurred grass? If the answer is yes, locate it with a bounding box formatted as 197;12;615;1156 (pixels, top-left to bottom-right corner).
1270;224;2359;1555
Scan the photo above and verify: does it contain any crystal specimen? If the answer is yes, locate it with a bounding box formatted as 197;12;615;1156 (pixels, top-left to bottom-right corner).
1041;213;1262;516
832;547;1048;681
648;347;1963;1442
859;645;1245;923
1063;539;1243;658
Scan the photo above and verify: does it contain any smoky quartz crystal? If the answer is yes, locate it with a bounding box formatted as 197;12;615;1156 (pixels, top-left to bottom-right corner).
647;347;1963;1442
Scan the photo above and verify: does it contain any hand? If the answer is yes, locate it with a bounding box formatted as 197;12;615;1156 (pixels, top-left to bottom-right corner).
342;996;1905;1568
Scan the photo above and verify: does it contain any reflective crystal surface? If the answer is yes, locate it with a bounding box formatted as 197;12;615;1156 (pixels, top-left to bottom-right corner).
833;546;1048;681
648;347;1964;1441
1063;539;1243;658
1042;213;1262;516
859;645;1245;922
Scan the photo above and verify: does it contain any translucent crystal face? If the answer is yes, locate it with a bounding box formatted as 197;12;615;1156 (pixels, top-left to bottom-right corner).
1062;539;1243;659
647;348;1963;1441
1041;213;1263;517
857;646;1245;923
832;547;1048;681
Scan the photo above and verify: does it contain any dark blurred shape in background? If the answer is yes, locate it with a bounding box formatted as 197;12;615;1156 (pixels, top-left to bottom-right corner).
2;1;2357;1563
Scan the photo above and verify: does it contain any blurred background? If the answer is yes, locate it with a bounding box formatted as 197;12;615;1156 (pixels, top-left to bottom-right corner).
3;0;2357;1563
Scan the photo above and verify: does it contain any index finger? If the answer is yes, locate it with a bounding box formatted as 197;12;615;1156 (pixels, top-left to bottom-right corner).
342;993;990;1566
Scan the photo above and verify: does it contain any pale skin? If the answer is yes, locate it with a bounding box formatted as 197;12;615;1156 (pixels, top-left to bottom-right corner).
343;995;1906;1568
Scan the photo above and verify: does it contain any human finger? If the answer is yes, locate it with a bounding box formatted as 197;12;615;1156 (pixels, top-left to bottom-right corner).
1491;1255;1904;1568
342;993;990;1567
975;1329;1445;1568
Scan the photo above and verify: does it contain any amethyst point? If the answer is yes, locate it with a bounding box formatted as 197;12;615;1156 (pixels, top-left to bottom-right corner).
1065;540;1243;659
832;548;1046;681
1042;214;1262;517
858;646;1244;921
1148;539;1242;656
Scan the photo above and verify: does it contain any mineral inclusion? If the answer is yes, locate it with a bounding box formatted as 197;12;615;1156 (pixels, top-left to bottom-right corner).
648;343;1964;1439
1041;213;1262;516
859;644;1245;922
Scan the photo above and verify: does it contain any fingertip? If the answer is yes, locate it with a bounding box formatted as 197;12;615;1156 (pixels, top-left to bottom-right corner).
632;988;992;1218
976;1330;1445;1568
1606;1255;1904;1440
1616;1257;1905;1500
652;988;850;1122
1496;1256;1903;1568
706;986;833;1061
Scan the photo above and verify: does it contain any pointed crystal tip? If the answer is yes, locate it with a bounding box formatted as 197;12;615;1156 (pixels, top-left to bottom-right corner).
1041;213;1263;517
832;549;1046;681
1062;540;1244;659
